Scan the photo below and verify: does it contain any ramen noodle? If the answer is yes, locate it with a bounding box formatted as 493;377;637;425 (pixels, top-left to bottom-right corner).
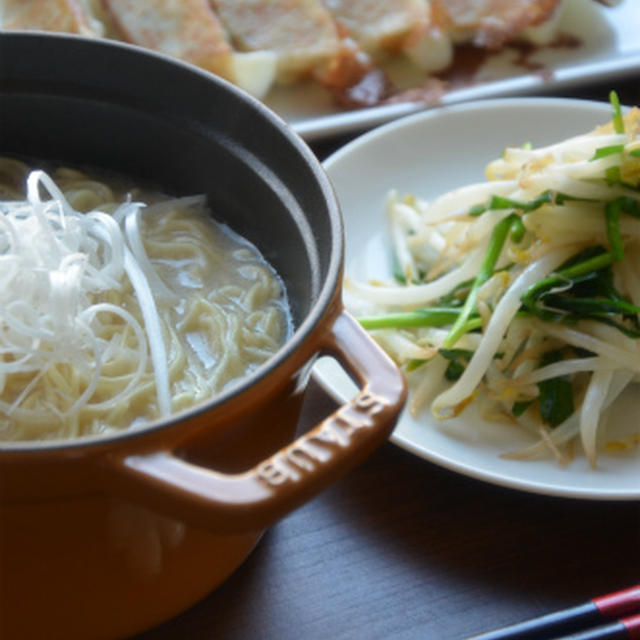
0;157;292;441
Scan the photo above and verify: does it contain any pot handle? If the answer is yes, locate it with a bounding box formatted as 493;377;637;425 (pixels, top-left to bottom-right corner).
107;309;406;533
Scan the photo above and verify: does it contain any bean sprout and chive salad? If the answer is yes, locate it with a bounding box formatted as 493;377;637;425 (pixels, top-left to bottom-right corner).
346;92;640;467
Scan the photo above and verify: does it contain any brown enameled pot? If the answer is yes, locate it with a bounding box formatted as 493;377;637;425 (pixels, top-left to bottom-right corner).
0;33;406;639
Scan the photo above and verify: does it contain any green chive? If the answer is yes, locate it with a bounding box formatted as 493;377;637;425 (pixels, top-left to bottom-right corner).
605;166;622;185
555;192;597;205
538;375;574;428
439;349;474;381
537;350;574;428
521;250;614;307
358;307;463;330
439;348;474;360
613;196;640;218
489;191;552;213
518;240;640;338
590;144;625;161
605;200;624;261
407;358;427;371
610;90;624;134
444;359;465;381
512;400;534;417
509;216;526;243
540;294;640;317
443;213;517;348
468;191;552;218
469;203;488;217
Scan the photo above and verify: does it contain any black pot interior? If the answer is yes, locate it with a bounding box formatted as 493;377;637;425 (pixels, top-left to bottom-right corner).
0;32;341;328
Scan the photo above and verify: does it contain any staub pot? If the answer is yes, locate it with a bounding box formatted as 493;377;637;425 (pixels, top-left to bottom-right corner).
0;33;406;639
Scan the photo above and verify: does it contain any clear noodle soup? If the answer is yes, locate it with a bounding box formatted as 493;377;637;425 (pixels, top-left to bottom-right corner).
0;157;293;441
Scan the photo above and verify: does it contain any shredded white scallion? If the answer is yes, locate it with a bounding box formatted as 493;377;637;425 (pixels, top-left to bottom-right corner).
0;169;173;433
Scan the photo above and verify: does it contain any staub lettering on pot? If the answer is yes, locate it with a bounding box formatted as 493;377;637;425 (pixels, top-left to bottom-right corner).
256;392;390;488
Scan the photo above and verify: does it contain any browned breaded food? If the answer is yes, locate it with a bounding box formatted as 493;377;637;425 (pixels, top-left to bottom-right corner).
211;0;341;83
322;0;452;72
1;0;97;35
431;0;563;50
0;0;609;107
323;0;428;55
102;0;233;77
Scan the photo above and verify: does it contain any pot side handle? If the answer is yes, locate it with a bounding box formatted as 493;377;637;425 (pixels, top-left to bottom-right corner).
106;310;407;534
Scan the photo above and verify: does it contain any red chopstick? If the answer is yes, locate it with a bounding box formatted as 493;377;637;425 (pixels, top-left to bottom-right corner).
467;585;640;640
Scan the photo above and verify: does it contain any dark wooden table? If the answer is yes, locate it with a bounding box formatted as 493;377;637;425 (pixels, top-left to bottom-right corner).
137;80;640;640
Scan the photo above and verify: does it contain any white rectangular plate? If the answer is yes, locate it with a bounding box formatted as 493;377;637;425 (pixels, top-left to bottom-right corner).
263;0;640;141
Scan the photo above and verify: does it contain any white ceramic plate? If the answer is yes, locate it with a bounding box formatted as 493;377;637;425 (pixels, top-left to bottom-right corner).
313;97;640;500
265;0;640;141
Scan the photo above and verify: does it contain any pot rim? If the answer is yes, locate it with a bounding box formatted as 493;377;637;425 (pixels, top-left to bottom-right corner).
0;31;344;454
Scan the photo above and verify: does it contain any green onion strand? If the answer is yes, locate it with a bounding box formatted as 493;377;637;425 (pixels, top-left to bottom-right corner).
443;213;517;348
610;90;624;134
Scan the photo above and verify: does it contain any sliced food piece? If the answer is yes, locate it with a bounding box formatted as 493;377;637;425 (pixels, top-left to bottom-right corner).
211;0;342;84
211;0;395;106
322;0;452;71
101;0;276;97
102;0;233;75
1;0;98;35
322;0;429;55
430;0;563;50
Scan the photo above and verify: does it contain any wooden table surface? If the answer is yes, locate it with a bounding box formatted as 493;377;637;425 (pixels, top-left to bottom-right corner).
136;80;640;640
